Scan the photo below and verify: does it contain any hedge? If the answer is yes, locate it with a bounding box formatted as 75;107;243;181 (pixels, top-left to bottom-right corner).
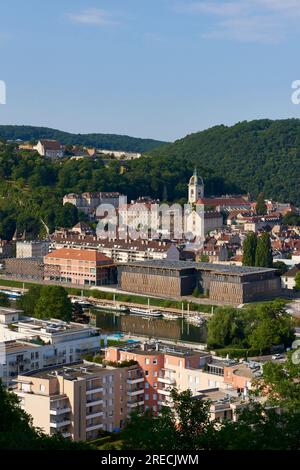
214;348;264;359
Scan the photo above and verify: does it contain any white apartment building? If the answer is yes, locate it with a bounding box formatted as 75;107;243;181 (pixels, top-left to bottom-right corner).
0;316;102;385
16;240;50;259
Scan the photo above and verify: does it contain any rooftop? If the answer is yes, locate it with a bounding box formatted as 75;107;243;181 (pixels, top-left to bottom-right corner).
121;259;276;276
0;307;23;316
3;340;40;354
45;247;113;263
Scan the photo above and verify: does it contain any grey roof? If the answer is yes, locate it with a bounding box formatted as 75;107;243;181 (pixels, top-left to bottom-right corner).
121;259;276;276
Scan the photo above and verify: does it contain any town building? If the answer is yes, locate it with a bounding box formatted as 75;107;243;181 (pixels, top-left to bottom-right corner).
0;317;102;385
44;248;115;286
63;192;122;218
105;342;212;413
16;240;50;259
4;257;45;280
15;361;143;440
33;140;64;158
281;264;300;290
0;240;14;259
105;342;262;416
51;233;181;263
118;260;281;304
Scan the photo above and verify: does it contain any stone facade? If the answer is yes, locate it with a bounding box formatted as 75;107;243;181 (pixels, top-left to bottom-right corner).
118;261;281;305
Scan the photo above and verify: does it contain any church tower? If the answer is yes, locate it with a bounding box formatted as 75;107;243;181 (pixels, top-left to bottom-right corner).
188;169;204;204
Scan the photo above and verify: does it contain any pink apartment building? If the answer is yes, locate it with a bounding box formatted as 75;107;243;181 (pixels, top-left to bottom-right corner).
105;343;213;413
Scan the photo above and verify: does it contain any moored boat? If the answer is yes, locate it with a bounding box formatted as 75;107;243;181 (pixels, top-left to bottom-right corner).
129;307;162;318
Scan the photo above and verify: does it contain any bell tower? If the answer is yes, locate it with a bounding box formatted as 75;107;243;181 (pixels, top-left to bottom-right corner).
188;169;204;204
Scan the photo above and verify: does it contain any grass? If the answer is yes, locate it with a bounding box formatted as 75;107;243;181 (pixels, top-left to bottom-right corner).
0;277;215;313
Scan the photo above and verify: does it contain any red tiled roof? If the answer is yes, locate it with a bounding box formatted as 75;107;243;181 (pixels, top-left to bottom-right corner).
40;140;62;150
45;248;112;263
197;197;251;206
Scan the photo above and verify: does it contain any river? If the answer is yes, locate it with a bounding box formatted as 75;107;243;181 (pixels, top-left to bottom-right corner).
88;308;207;344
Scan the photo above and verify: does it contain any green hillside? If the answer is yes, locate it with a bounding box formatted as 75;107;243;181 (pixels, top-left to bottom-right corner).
146;119;300;205
0;119;300;242
0;125;166;153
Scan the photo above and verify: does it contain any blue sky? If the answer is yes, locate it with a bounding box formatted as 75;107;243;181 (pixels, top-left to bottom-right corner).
1;0;300;141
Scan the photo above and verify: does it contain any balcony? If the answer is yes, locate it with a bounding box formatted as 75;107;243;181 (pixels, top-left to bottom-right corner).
86;423;104;432
127;377;144;385
62;432;71;438
157;377;176;385
86;387;103;395
86;399;103;407
157;388;171;396
86;410;104;419
127;389;144;397
50;407;71;415
50;420;71;428
128;400;144;408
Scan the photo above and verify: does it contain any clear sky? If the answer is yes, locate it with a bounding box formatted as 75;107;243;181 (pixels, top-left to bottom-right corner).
1;0;300;141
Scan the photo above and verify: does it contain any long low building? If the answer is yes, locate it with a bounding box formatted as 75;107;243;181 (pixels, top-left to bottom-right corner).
118;260;281;304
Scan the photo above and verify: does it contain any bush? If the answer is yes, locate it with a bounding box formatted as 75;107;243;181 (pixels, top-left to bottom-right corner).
214;348;263;359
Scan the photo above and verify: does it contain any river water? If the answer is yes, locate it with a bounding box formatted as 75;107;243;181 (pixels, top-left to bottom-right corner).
89;308;207;344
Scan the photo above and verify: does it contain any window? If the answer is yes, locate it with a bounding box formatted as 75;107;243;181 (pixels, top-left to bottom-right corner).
153;371;157;377
153;406;157;412
145;358;150;365
153;394;157;400
145;382;149;389
153;359;157;365
145;371;149;376
40;384;45;392
145;394;149;401
153;382;157;389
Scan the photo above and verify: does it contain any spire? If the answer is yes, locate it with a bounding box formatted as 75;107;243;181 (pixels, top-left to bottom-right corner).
193;167;197;177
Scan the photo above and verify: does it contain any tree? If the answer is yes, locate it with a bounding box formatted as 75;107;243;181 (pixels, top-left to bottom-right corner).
0;380;91;449
256;192;267;215
273;261;289;276
34;286;72;321
294;271;300;290
255;232;273;267
242;232;257;266
122;388;211;451
17;285;42;316
207;307;244;349
122;387;300;450
0;292;9;307
248;301;294;353
254;352;300;411
282;211;300;226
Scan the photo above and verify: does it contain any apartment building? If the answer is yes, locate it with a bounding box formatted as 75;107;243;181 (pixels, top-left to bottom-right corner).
0;317;102;385
44;248;115;286
15;362;144;441
51;233;180;263
16;240;50;259
105;342;262;415
105;342;216;413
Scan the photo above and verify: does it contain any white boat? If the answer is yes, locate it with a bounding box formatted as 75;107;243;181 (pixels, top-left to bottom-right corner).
96;303;128;313
129;307;162;318
186;314;206;325
162;313;178;320
0;289;22;299
71;298;92;307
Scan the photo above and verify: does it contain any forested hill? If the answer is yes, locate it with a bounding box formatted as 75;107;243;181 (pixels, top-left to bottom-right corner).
0;125;167;153
146;119;300;205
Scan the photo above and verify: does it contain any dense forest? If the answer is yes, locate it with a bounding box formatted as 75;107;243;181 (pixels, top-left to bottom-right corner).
0;125;166;153
0;118;300;241
147;118;300;205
